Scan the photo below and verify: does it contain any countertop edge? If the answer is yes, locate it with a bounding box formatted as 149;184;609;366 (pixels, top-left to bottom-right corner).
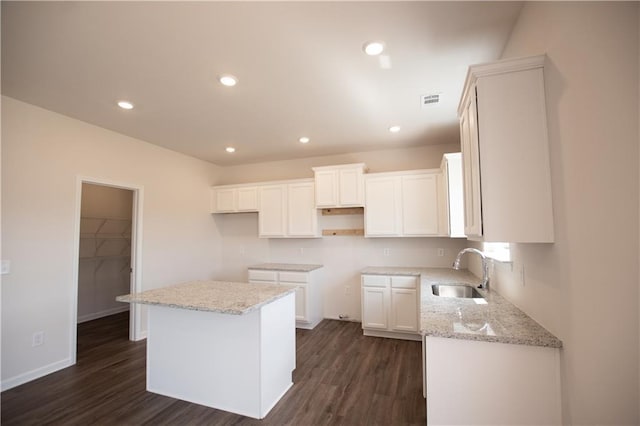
116;284;296;315
248;263;324;272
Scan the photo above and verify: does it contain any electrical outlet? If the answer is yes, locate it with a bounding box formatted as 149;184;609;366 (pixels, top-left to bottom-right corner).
239;246;245;256
345;285;351;295
299;248;304;255
383;248;390;256
1;260;10;275
32;331;44;347
437;248;445;257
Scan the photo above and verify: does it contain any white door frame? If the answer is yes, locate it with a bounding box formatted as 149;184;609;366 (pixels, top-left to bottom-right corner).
70;176;144;363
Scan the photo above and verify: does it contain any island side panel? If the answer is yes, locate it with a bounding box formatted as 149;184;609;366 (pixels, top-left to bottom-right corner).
425;336;561;425
259;292;296;417
146;305;262;418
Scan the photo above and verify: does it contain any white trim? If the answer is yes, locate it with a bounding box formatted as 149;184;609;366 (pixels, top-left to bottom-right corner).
1;358;73;391
363;329;422;341
71;176;145;372
77;305;130;324
458;54;547;115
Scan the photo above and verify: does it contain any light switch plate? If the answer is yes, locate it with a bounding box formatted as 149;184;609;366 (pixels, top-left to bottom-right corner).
1;260;10;275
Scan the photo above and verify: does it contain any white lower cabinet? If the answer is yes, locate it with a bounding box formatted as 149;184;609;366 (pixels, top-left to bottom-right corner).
424;336;561;425
362;286;389;329
361;274;420;341
248;267;323;329
390;288;418;332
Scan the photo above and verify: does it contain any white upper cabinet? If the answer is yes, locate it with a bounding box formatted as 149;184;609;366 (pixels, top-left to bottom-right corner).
365;169;447;238
210;184;258;213
402;173;440;236
258;184;287;237
365;175;401;236
441;153;465;238
287;181;318;237
458;54;554;243
258;179;319;238
312;163;366;208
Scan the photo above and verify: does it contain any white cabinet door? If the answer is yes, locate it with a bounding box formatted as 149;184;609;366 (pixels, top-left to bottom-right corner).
294;285;307;322
287;182;317;237
461;89;483;238
362;286;389;329
339;168;362;206
443;153;465;238
258;185;287;237
390;288;418;332
314;170;338;207
312;163;366;208
237;186;258;211
401;174;439;236
365;176;401;236
211;186;258;213
214;188;236;213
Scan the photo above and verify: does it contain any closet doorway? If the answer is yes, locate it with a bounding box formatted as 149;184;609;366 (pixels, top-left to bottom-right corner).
73;178;143;361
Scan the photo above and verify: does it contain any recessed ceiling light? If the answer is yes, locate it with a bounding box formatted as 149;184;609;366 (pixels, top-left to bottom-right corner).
389;125;401;133
117;100;134;110
225;147;236;153
219;75;238;87
299;137;310;144
363;41;385;56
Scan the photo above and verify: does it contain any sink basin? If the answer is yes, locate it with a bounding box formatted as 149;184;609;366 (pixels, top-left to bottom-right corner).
432;284;483;299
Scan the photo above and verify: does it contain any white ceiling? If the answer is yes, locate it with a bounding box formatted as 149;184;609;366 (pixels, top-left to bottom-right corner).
2;2;522;166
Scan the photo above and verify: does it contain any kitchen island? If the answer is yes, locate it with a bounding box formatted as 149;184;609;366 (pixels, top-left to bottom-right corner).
117;280;296;419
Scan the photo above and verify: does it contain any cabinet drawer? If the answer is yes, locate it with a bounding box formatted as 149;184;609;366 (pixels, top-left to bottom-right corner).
391;276;418;289
279;271;309;283
361;275;391;287
248;270;278;282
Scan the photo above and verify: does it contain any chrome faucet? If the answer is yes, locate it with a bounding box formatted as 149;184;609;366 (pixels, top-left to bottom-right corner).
452;248;489;290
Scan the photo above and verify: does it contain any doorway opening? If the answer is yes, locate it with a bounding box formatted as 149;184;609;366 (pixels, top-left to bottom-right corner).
72;178;143;363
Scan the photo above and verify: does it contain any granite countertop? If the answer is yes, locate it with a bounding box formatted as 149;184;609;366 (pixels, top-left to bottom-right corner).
248;263;323;272
362;266;562;349
116;280;295;315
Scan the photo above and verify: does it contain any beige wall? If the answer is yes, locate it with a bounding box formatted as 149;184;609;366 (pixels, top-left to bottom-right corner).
216;143;459;185
1;96;221;389
479;3;639;424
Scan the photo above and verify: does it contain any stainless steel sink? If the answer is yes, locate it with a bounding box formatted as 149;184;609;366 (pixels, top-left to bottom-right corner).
431;284;483;299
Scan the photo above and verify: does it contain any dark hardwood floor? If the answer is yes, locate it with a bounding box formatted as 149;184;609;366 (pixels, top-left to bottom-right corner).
2;312;425;425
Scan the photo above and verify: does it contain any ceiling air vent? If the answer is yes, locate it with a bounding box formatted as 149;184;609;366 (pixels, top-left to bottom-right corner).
421;93;441;108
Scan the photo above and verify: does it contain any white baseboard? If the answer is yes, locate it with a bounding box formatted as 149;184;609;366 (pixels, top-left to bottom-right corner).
77;305;129;323
363;328;422;341
135;330;147;341
1;357;73;391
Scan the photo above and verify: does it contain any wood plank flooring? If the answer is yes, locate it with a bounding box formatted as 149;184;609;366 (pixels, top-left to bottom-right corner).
2;312;425;425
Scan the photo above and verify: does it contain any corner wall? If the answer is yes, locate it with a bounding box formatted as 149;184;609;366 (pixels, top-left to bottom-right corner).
1;96;221;390
485;3;639;424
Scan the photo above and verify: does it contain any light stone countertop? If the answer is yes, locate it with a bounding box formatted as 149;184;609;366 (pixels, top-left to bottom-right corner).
248;263;323;272
362;266;562;348
116;280;295;315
